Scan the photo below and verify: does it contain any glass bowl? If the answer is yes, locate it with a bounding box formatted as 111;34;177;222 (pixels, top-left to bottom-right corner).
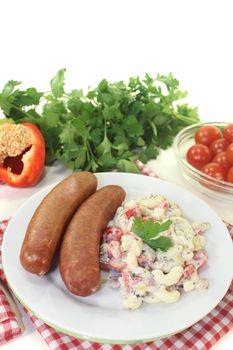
174;122;233;214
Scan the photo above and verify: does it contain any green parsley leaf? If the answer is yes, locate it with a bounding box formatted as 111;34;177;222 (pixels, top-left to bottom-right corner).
12;87;43;107
2;80;21;96
42;101;66;127
73;146;87;169
132;218;173;251
116;159;140;173
98;151;116;169
96;133;112;156
147;236;173;251
122;115;144;137
0;80;21;115
50;68;66;98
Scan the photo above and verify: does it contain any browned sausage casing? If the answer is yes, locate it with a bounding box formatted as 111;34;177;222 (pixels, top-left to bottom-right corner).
59;185;126;297
20;172;97;275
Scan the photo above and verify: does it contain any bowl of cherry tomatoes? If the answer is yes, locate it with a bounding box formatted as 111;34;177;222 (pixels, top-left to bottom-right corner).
174;122;233;200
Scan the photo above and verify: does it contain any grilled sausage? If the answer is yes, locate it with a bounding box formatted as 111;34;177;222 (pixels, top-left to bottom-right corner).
20;172;97;275
59;185;126;296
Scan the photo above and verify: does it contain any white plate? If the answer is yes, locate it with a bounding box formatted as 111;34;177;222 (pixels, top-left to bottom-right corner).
2;173;233;344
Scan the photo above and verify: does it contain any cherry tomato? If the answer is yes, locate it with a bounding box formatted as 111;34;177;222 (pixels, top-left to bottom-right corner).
186;144;212;170
212;151;231;175
226;167;233;183
195;125;222;146
225;143;233;166
201;163;225;180
223;123;233;143
209;138;229;155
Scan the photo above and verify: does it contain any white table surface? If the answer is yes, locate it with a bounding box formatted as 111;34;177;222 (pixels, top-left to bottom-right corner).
0;0;233;348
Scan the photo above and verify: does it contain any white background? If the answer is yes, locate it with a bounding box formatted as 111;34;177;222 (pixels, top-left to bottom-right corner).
0;0;232;349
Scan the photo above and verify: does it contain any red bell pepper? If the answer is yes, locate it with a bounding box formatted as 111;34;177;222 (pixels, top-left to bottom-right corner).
0;122;45;187
124;206;142;219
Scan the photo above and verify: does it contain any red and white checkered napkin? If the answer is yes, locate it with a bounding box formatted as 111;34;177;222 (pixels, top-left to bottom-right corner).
0;220;22;344
0;163;233;350
0;289;22;344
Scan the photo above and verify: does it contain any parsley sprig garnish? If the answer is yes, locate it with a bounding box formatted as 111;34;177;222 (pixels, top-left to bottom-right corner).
132;218;173;251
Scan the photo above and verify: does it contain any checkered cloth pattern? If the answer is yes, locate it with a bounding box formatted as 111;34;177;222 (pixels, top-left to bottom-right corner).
0;162;232;349
0;220;22;344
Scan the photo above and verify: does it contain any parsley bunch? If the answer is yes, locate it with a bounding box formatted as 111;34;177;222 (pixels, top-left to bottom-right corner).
0;69;200;172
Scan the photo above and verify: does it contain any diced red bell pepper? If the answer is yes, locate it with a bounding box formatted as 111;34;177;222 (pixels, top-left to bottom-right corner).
124;206;142;219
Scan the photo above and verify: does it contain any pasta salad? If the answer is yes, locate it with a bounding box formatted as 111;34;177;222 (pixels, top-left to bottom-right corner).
100;194;209;310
